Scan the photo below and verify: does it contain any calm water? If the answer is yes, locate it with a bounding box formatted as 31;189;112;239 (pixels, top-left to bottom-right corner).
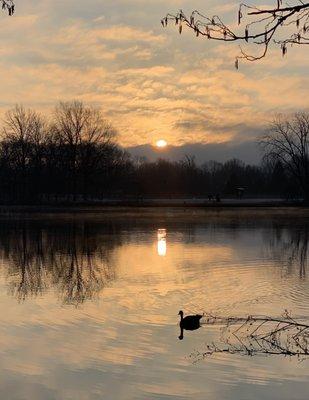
0;208;309;400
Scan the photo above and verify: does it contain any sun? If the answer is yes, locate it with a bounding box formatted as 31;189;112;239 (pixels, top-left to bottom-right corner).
156;139;167;148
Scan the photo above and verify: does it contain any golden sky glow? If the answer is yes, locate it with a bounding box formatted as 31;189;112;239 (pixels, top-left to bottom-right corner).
0;1;308;150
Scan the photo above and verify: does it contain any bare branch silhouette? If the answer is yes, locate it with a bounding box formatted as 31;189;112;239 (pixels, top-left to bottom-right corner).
162;1;309;66
0;101;305;203
1;0;14;15
190;312;309;361
260;112;309;201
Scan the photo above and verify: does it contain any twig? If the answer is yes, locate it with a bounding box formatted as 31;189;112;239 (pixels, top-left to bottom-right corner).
162;1;309;65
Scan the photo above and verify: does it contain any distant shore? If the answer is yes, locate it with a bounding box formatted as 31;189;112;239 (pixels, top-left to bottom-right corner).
0;198;304;213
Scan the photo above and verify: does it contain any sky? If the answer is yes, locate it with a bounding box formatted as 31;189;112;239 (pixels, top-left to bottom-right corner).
0;0;308;163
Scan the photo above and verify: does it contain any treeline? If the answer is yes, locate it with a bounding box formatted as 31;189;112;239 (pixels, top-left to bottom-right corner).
0;101;299;203
135;156;298;198
0;101;132;202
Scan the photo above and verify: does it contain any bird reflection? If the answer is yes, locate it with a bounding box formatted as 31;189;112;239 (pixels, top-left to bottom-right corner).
157;229;167;256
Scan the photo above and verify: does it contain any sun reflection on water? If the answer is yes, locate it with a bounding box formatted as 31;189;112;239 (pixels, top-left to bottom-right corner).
157;229;167;257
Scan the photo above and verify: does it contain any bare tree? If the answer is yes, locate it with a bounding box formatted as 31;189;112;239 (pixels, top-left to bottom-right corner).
53;101;116;199
53;101;115;148
2;105;47;170
260;113;309;201
1;0;14;15
1;105;47;200
3;105;45;141
162;1;309;66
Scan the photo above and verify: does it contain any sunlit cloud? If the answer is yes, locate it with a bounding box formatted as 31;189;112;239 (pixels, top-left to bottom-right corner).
0;0;308;151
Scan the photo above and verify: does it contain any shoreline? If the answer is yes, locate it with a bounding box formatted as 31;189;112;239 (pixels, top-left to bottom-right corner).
0;198;304;213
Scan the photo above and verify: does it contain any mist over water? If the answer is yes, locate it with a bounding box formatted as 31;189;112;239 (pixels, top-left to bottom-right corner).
0;208;308;400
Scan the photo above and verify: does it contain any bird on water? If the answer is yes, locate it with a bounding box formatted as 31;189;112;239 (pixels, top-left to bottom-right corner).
178;310;203;340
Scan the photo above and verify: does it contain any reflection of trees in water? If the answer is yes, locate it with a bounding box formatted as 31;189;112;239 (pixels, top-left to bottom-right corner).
0;220;120;305
266;223;309;278
1;212;308;304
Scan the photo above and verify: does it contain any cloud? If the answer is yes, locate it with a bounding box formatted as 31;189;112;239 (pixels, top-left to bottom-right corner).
174;119;265;142
0;0;307;157
54;22;166;46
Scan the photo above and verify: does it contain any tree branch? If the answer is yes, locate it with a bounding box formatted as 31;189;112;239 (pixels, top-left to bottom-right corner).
1;0;14;15
191;312;309;361
162;1;309;66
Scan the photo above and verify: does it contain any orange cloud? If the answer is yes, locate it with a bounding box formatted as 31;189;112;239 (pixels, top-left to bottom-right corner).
0;0;307;149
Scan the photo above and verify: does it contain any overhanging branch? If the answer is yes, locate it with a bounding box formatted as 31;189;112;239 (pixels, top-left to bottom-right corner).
1;0;14;15
162;1;309;66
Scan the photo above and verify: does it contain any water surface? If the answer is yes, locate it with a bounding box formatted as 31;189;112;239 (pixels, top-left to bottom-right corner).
0;208;308;400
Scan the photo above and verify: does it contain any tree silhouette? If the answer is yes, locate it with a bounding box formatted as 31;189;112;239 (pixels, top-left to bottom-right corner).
162;1;309;66
0;102;304;202
52;101;116;200
1;0;14;15
1;105;47;202
260;112;309;201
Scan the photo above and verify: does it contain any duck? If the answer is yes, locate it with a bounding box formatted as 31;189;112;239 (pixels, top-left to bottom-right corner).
178;310;203;330
178;310;203;340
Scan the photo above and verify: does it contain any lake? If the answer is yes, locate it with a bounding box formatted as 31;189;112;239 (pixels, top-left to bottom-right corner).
0;208;308;400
